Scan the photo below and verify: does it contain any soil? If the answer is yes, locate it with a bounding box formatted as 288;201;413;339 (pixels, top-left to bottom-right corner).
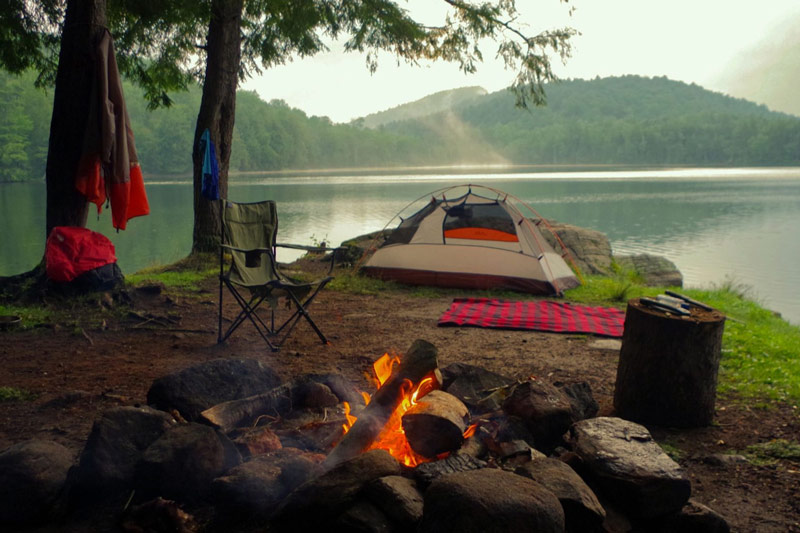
2;263;799;532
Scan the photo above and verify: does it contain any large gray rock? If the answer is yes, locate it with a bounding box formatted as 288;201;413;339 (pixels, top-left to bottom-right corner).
0;440;73;526
544;221;613;275
273;449;401;530
136;423;236;502
568;417;691;519
516;458;606;533
615;254;683;287
147;359;282;421
365;475;425;528
441;362;514;413
71;406;176;496
212;449;323;518
335;500;395;533
502;379;574;452
419;468;565;533
557;381;599;422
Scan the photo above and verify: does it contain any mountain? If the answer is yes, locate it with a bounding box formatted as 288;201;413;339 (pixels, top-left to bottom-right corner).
3;73;799;182
355;86;487;129
376;75;800;166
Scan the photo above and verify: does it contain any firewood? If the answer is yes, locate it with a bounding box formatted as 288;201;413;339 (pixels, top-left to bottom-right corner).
401;390;469;458
199;382;296;433
322;339;439;469
200;375;365;434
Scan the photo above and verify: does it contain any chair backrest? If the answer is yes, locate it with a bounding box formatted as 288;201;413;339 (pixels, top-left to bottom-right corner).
220;199;278;287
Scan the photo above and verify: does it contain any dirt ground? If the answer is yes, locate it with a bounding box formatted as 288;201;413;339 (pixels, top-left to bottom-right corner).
2;267;800;532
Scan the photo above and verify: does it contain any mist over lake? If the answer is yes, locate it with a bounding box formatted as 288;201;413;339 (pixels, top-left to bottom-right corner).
3;166;799;325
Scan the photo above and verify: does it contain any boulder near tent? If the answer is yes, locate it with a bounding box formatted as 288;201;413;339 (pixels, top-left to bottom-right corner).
361;185;581;295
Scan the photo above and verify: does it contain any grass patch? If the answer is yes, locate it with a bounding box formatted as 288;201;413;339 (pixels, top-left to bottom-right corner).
0;303;51;328
658;441;685;462
328;271;399;295
690;286;800;404
567;276;800;405
0;386;37;402
126;253;217;292
744;439;800;465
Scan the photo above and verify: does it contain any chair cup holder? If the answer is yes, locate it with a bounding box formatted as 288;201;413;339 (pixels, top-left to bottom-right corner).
245;250;261;268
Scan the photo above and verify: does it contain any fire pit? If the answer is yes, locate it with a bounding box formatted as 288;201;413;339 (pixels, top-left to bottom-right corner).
11;339;729;532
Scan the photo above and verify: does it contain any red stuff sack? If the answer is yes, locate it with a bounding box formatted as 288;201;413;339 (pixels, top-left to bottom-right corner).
45;226;118;283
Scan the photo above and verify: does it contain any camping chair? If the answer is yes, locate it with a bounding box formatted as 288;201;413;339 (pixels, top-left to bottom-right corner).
217;199;338;351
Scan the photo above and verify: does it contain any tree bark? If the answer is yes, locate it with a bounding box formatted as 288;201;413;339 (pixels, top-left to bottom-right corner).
191;0;243;254
44;0;108;238
613;298;726;427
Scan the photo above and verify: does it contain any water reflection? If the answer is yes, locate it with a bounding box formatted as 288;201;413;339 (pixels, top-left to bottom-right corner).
2;167;800;324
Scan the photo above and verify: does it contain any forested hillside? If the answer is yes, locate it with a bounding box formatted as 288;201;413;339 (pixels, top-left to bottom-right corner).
392;76;800;165
357;86;486;129
2;72;799;182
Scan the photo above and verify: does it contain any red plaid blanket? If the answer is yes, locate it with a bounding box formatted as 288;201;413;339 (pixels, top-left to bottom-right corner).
438;298;626;337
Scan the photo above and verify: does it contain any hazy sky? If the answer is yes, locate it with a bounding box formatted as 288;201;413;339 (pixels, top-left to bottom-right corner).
241;0;800;123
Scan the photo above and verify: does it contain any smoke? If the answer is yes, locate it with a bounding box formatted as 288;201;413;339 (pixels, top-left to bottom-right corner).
715;12;800;117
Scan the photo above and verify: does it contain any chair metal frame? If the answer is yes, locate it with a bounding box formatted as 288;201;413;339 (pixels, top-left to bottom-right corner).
217;199;338;351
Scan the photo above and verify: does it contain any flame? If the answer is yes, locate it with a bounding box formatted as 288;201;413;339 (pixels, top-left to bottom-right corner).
366;374;438;467
371;353;400;388
341;353;441;467
341;401;357;433
463;423;478;439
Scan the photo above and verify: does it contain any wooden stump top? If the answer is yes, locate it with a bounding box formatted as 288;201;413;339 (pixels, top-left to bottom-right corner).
628;298;725;325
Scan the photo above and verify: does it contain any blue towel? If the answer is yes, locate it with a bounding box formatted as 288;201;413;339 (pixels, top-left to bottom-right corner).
200;129;220;200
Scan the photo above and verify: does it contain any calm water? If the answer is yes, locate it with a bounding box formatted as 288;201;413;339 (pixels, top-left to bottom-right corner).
2;167;800;325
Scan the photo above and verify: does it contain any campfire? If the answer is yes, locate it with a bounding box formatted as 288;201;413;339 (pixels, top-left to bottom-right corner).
341;352;475;467
325;340;473;469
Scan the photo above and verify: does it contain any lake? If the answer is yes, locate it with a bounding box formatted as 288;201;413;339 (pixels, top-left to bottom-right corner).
2;166;800;325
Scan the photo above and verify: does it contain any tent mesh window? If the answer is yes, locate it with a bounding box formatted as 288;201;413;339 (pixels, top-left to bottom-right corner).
443;200;517;242
383;200;439;245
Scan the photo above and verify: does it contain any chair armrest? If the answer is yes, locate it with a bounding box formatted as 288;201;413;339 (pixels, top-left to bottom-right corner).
275;243;337;253
276;243;344;275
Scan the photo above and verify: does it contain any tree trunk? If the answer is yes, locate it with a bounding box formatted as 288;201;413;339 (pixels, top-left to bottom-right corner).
613;298;726;427
191;0;243;254
45;0;108;237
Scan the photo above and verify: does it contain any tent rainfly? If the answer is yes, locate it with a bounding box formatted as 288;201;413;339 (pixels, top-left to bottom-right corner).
362;186;580;296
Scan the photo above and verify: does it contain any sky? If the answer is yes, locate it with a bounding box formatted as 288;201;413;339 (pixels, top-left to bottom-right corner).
241;0;800;123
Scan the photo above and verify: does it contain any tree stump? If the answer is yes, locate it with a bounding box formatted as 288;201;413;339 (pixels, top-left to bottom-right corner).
613;298;726;427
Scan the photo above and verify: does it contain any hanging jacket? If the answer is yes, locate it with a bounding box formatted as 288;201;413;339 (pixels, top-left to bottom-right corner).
200;128;220;200
75;29;149;231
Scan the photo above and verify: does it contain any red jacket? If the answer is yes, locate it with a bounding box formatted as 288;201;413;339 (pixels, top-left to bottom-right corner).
75;29;149;231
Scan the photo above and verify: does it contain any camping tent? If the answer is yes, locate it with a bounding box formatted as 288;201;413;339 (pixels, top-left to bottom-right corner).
362;185;580;295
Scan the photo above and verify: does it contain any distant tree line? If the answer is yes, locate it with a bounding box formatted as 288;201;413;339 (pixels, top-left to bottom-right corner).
2;72;799;183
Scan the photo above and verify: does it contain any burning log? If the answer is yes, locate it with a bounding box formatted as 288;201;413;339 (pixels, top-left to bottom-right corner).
402;390;469;458
323;339;439;469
